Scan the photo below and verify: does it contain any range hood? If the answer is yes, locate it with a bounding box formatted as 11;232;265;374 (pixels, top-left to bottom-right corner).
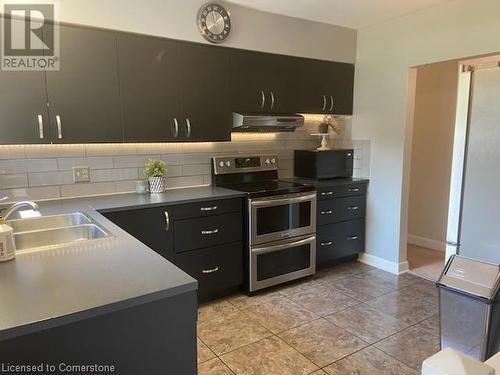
232;113;304;132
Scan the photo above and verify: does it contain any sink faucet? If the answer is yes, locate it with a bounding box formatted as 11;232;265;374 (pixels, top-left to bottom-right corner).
2;201;40;220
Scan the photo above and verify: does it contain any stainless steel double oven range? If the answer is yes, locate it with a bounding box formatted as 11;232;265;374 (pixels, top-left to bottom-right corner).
213;154;317;293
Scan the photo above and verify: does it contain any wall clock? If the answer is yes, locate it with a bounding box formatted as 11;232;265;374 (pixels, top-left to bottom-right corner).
198;3;231;43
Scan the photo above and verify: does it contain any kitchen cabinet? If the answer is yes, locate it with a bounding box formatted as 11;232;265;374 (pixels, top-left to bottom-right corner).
292;59;354;115
0;69;50;144
44;25;123;143
117;34;181;142
177;43;231;141
102;206;174;262
103;197;244;302
229;50;292;114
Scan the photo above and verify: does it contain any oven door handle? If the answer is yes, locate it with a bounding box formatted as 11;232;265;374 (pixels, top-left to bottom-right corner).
250;193;317;207
252;235;316;255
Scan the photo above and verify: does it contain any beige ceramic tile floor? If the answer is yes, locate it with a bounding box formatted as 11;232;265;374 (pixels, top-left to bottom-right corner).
407;244;445;282
197;261;439;375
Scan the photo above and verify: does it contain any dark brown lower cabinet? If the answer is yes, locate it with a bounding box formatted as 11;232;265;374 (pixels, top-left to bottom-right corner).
317;219;365;265
102;197;244;303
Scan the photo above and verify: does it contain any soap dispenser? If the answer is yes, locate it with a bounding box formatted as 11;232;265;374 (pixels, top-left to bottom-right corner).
0;214;15;262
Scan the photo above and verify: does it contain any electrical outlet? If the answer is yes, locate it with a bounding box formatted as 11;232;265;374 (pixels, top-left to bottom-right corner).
73;166;90;183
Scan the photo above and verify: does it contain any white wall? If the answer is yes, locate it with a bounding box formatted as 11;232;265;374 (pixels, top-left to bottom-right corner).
353;0;500;267
51;0;356;63
408;60;459;250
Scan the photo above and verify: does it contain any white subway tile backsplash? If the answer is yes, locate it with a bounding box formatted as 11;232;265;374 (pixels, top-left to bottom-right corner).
0;186;60;203
60;182;115;198
0;174;29;189
0;159;58;174
57;157;114;171
113;155;160;168
25;144;86;158
0;145;25;160
0;118;369;200
90;168;138;183
183;164;211;176
28;171;73;187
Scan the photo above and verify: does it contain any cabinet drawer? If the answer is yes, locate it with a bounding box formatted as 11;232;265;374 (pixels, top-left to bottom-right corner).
172;198;242;220
317;184;367;200
174;212;242;253
175;242;243;301
318;195;366;225
317;219;365;264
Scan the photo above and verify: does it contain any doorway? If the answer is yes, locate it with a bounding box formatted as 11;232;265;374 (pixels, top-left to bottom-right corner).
406;60;460;281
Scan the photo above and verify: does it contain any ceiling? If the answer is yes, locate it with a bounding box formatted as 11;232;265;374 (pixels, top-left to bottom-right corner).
227;0;453;29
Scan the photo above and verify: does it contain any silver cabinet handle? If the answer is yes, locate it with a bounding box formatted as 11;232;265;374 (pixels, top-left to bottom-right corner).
322;95;327;111
164;211;170;231
260;90;266;109
347;206;359;211
329;95;334;112
202;266;219;274
173;118;179;138
56;115;62;139
185;118;191;138
320;241;333;247
252;235;316;255
251;192;317;207
201;229;219;235
348;188;360;192
321;191;333;196
37;114;44;139
320;210;333;215
270;91;275;109
200;206;218;212
347;235;359;241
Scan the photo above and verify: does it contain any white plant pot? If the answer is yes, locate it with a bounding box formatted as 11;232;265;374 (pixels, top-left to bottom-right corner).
148;176;166;194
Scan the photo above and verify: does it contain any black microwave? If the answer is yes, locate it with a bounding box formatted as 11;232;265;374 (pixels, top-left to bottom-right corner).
294;149;354;179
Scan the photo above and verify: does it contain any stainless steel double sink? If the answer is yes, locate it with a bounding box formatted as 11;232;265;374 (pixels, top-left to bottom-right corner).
8;212;112;252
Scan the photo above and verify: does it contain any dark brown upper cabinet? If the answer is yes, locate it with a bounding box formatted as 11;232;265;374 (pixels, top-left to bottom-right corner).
229;50;292;114
292;59;354;115
44;25;123;143
177;43;231;141
117;34;181;142
0;69;50;144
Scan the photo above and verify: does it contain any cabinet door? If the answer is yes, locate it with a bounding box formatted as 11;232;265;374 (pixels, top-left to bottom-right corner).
292;59;331;114
117;34;181;142
0;17;50;144
328;62;354;115
45;25;123;143
0;70;50;144
178;43;231;141
229;50;289;114
102;207;174;262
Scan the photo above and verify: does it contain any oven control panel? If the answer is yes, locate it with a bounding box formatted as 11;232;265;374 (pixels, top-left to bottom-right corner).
213;155;278;175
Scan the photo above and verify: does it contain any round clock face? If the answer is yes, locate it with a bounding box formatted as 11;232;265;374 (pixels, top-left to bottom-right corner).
198;3;231;43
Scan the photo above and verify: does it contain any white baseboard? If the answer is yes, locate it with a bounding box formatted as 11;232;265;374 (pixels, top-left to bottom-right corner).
358;253;409;275
408;234;445;252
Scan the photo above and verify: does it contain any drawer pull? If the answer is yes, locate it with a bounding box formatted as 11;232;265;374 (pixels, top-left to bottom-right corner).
320;210;333;215
348;188;360;192
347;206;360;211
200;206;218;212
202;266;219;274
201;229;219;235
320;241;333;247
164;211;170;231
347;235;359;241
321;191;333;196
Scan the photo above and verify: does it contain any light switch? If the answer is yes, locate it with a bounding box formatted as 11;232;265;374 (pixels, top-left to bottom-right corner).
73;166;90;183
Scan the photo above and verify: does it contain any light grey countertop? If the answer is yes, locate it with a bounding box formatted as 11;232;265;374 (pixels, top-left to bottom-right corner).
0;185;245;341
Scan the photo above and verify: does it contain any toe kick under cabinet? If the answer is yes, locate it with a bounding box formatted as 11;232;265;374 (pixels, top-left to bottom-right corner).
102;197;243;302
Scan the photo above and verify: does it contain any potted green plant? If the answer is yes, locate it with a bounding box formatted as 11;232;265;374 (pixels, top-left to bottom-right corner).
144;159;167;194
